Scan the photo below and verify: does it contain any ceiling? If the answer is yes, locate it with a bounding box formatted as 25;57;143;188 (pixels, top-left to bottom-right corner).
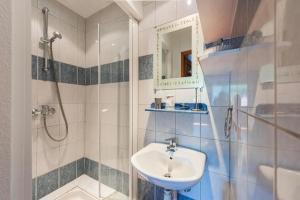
197;0;238;43
56;0;113;18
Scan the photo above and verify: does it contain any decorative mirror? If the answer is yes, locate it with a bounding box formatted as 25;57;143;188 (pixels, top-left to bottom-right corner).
154;14;204;89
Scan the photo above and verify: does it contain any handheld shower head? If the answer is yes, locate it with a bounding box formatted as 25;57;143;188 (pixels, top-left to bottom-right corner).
50;31;62;42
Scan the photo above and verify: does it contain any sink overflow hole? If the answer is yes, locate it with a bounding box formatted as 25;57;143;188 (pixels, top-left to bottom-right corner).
164;173;172;178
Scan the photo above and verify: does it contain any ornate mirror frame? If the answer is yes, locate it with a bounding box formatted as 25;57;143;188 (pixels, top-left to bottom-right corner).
154;14;204;90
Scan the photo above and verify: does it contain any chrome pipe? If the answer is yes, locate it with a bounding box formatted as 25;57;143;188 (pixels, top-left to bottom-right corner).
41;7;49;71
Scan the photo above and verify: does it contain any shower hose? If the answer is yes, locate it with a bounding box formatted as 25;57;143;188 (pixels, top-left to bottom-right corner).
43;41;69;142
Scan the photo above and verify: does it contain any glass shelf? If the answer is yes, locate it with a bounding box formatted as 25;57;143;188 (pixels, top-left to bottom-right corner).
145;108;209;114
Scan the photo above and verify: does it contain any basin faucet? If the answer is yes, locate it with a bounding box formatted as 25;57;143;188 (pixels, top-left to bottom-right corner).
165;137;177;159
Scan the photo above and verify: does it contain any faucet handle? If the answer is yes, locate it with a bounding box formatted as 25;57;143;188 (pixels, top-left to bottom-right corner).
165;137;176;146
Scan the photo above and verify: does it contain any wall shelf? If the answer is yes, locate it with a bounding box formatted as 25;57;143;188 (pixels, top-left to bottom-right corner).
145;108;209;114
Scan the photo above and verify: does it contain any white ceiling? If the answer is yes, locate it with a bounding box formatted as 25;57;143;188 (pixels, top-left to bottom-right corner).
197;0;238;43
56;0;113;18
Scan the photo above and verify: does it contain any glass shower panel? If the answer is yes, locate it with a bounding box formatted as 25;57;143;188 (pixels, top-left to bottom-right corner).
276;0;300;200
97;3;130;199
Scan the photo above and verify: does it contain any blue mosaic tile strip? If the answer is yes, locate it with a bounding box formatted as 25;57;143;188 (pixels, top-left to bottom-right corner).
77;158;84;177
123;59;129;82
61;63;77;84
90;66;99;85
111;61;123;82
100;63;111;84
85;68;91;85
32;55;37;80
77;67;86;85
59;161;77;187
37;169;59;199
32;178;36;200
32;157;130;198
38;57;60;82
32;55;133;85
139;54;153;80
84;158;129;195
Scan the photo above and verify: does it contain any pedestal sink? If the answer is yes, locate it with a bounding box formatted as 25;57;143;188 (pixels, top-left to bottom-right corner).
131;143;206;191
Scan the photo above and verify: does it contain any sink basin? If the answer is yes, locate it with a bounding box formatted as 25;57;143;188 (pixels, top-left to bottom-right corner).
131;143;206;190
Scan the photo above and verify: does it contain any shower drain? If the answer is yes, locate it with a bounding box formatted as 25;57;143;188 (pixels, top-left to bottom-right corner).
164;173;172;178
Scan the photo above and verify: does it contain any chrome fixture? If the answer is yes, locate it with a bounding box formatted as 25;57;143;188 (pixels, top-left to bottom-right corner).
224;106;233;138
36;7;68;142
40;7;62;71
165;137;177;159
50;31;62;42
192;87;203;111
40;7;50;72
32;105;56;118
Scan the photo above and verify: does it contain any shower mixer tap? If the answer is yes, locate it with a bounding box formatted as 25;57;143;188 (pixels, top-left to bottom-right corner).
32;105;56;118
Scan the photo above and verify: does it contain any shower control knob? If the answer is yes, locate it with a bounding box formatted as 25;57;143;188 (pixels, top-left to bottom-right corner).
32;108;41;118
41;105;56;117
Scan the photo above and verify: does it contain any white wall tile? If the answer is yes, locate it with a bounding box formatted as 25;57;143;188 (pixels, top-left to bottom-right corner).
248;116;274;148
138;129;155;150
138;28;155;56
138;79;155;105
138;105;155;131
59;141;84;166
247;145;274;185
176;0;198;19
175;113;200;137
247;180;273;200
201;139;229;176
139;2;155;31
86;85;99;104
201;107;228;141
38;81;58;105
156;112;175;134
201;171;230;200
230;142;247;179
155;0;177;26
36;147;60;176
37;126;61;150
176;135;200;151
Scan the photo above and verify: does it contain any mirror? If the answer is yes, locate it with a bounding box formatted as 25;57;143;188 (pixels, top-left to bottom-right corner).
161;26;192;79
154;14;204;89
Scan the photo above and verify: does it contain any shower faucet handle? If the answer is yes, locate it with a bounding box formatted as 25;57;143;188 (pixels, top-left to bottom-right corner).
32;108;41;118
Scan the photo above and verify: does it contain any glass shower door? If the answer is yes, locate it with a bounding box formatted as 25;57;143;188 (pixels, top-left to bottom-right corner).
97;3;130;199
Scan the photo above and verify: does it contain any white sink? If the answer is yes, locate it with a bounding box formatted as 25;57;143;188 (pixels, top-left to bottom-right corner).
131;143;206;190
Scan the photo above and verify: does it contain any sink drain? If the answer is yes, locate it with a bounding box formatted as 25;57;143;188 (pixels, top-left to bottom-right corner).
164;173;172;178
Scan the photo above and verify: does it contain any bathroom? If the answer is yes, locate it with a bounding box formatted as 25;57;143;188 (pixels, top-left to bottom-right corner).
0;0;299;199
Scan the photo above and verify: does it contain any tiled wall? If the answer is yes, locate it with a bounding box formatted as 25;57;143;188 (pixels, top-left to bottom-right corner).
137;1;232;200
32;1;131;199
84;2;130;186
31;0;86;197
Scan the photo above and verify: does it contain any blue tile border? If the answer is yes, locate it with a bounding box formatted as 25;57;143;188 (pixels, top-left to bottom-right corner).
32;55;132;85
90;66;99;85
32;157;129;199
37;169;59;199
77;67;86;85
59;161;77;187
32;55;37;80
139;54;153;80
61;63;77;84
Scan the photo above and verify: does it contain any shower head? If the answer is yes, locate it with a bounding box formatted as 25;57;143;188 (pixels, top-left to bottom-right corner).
50;31;62;42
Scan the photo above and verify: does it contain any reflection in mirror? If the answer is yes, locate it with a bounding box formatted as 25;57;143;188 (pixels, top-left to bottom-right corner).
161;26;192;79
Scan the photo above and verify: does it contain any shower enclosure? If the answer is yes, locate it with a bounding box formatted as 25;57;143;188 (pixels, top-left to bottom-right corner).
31;1;131;199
